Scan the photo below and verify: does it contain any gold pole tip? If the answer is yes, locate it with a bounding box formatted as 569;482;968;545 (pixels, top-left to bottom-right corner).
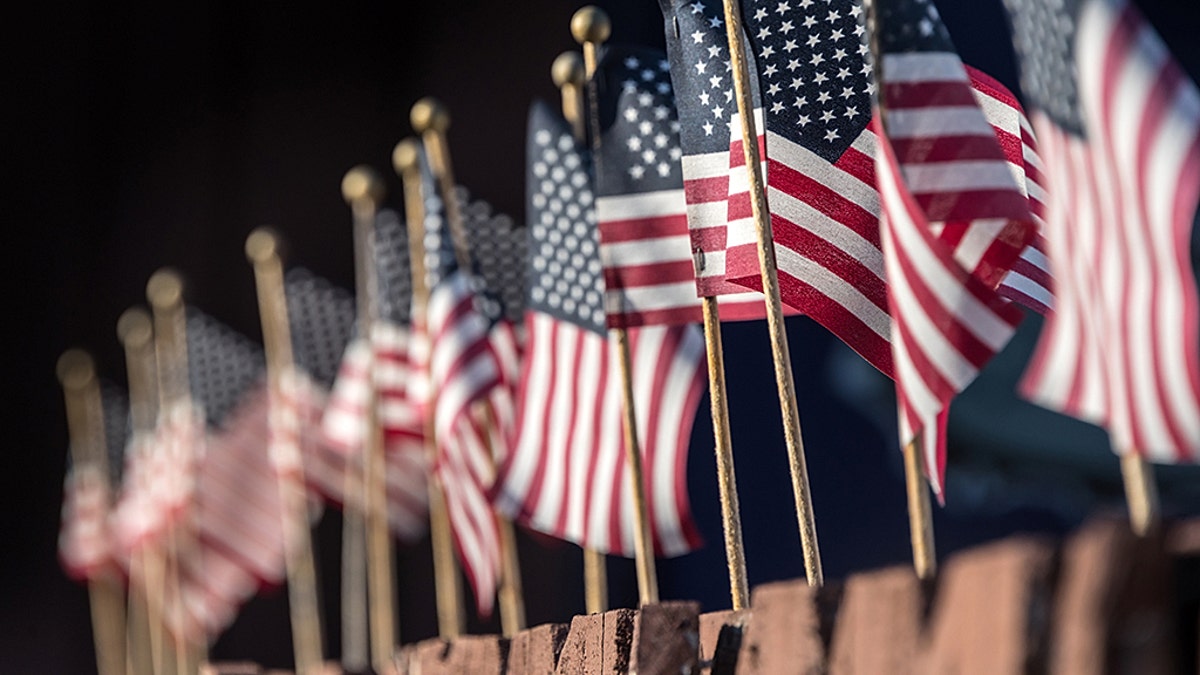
56;349;95;389
410;97;450;134
571;6;611;46
551;51;586;88
392;138;421;174
341;165;386;205
245;227;281;264
116;308;153;347
146;268;184;309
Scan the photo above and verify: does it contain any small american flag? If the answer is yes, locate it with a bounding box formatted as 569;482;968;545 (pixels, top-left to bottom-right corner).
659;0;784;319
58;462;114;581
592;44;699;328
493;102;706;557
1004;0;1200;461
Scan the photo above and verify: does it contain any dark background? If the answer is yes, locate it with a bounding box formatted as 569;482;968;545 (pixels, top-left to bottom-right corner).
9;0;1200;671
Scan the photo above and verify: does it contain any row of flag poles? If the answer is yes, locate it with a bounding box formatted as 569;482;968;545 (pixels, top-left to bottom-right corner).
55;0;1200;673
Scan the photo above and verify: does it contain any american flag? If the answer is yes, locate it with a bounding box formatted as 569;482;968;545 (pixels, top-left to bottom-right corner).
873;0;1037;495
592;44;708;327
413;144;512;618
966;66;1054;315
659;0;787;319
293;260;428;539
718;0;1039;378
1004;0;1200;461
492;102;706;558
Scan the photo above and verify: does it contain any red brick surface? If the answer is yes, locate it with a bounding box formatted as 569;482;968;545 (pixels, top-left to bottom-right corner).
828;566;921;675
630;601;700;674
735;579;824;675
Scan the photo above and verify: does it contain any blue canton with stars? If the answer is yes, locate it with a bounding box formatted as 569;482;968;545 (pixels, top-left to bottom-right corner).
875;0;954;54
660;0;762;156
1001;0;1085;136
525;101;608;334
594;45;686;197
741;0;875;163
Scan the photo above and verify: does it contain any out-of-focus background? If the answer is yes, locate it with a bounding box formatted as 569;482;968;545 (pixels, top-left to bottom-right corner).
8;0;1200;671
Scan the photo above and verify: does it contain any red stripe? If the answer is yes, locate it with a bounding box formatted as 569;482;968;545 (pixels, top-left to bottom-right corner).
890;135;1021;164
553;327;585;536
884;80;977;109
608;305;704;328
604;259;697;288
684;175;729;204
598;213;690;244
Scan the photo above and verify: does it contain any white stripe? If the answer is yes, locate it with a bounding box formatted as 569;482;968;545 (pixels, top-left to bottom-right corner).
882;52;969;84
767;184;885;274
602;234;693;266
682;151;730;180
596;190;688;221
775;245;892;341
953;218;1010;272
607;282;703;314
886;107;996;139
903;160;1026;194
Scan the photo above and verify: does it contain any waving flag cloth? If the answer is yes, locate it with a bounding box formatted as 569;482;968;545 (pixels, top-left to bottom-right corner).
411;145;511;618
58;387;123;581
314;217;430;538
1003;0;1200;461
493;101;706;557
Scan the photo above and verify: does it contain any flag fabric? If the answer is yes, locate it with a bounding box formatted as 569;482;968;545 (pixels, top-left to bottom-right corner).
966;66;1055;315
59;462;115;581
654;2;795;320
292;261;428;540
493;102;706;558
1003;0;1200;461
720;0;1040;377
871;0;1037;495
413;145;510;618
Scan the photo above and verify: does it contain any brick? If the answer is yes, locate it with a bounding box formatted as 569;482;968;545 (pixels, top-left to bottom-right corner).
698;609;749;675
736;579;824;675
918;536;1055;675
1050;516;1174;675
630;601;700;675
508;623;569;674
828;566;921;675
555;608;637;674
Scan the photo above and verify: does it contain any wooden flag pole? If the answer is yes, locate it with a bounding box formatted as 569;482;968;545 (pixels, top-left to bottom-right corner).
393;138;467;640
1121;453;1160;536
718;0;824;586
245;230;326;675
57;350;128;675
864;3;938;580
573;5;660;607
410;99;529;635
146;269;205;675
117;308;164;675
551;49;611;616
342;166;401;670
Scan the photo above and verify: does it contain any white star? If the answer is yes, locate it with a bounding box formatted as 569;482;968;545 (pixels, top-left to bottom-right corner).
806;34;820;48
625;56;640;69
641;149;656;163
829;28;844;41
627;136;642;151
776;1;790;14
754;8;768;20
796;114;810;126
767;82;782;96
817;90;831;103
654;133;668;148
820;110;835;123
711;104;725;118
783;39;798;52
669;147;682;161
638;92;654;106
813;71;828;84
709;74;724;88
692;30;706;43
657;82;671;95
832;48;847;61
724;89;733;102
629;165;645;179
707;45;722;58
703;121;714;135
623;79;638;93
799;0;813;7
810;52;825;66
837;67;851;80
843;106;858;118
840;86;854;98
653;105;669;120
793;95;807;108
690;1;704;14
670;120;682;133
789;77;803;90
763;63;778;77
771;101;785;113
638;120;653;135
623;107;639;122
657;162;671;177
803;15;816;28
780;20;794;34
761;45;775;59
695;60;708;74
699;91;711;105
709;15;723;28
919;18;933;35
660;59;671;71
641;69;655;81
849;4;861;17
757;26;772;40
826;9;839;22
824;128;840;141
786;58;802;71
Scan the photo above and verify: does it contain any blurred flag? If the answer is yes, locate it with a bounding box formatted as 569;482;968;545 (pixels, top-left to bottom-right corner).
967;66;1054;315
1004;0;1200;460
58;461;115;580
493;102;705;557
412;144;512;618
659;0;784;318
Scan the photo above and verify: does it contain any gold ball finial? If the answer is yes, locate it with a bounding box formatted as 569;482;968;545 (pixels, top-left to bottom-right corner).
116;308;153;347
56;349;96;390
571;6;611;46
551;51;586;88
392;138;421;175
410;97;450;134
146;268;184;310
245;227;281;264
341;165;386;205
